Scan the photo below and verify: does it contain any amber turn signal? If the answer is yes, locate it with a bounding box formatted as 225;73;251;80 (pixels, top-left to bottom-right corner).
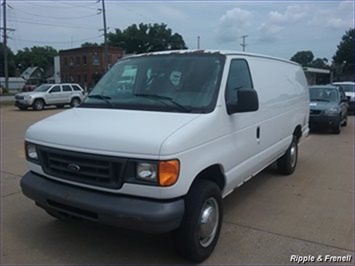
158;160;180;186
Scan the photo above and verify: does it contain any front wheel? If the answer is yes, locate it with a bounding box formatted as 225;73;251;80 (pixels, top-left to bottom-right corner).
33;99;45;111
70;97;81;107
173;180;223;262
277;136;298;175
332;121;341;134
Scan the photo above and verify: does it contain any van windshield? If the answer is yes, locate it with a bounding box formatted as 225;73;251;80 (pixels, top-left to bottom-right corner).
80;53;225;113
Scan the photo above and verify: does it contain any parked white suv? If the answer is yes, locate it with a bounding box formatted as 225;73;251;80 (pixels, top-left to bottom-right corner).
21;50;309;262
332;81;355;112
15;83;84;111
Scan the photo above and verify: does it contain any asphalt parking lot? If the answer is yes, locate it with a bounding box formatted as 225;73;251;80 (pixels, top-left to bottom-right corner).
1;106;354;265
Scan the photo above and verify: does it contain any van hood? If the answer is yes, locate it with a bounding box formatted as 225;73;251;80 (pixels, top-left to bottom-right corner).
26;108;201;158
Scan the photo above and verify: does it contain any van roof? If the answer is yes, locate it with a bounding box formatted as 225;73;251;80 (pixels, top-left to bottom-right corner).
128;49;300;66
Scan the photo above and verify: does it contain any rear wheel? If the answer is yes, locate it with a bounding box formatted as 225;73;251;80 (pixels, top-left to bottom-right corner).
173;180;222;262
33;99;45;111
277;136;298;175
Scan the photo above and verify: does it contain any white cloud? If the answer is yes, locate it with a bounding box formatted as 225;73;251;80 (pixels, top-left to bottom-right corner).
257;4;309;41
309;1;354;29
215;8;252;43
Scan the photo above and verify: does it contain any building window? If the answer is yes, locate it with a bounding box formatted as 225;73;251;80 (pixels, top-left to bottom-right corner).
83;55;87;65
77;74;81;83
76;56;80;65
70;57;74;66
84;73;87;82
92;53;100;65
64;57;68;66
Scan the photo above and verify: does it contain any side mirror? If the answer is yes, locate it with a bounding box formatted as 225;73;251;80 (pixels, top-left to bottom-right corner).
227;88;259;115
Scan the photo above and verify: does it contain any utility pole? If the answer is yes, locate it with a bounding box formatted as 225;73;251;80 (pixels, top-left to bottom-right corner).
2;0;9;89
197;36;200;49
240;35;248;52
100;0;109;72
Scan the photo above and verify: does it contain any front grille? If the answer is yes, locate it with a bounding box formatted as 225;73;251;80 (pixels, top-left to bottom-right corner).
15;95;24;100
310;110;321;115
38;146;127;189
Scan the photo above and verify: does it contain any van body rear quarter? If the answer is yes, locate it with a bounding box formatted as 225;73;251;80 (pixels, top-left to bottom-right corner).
21;50;309;262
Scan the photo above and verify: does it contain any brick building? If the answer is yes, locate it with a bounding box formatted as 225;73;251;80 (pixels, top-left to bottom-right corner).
59;46;123;91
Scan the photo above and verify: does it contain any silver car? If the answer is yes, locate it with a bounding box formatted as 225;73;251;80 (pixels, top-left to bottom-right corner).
15;83;85;111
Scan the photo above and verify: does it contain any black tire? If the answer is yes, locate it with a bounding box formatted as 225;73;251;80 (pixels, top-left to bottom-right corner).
173;180;223;262
56;105;65;109
18;106;28;111
341;115;348;127
332;122;341;134
277;136;298;175
70;97;81;107
33;99;45;111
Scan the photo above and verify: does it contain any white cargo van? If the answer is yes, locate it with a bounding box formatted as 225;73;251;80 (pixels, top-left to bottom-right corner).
21;50;309;262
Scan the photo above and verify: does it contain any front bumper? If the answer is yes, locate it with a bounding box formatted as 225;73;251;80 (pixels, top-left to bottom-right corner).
309;114;340;128
15;99;32;108
20;171;185;233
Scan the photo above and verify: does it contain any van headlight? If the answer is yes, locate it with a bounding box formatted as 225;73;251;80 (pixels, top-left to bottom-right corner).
135;160;180;186
137;163;157;182
25;142;38;161
325;107;339;114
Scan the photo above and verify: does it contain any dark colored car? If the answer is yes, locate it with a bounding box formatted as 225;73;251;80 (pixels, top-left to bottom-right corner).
309;85;348;134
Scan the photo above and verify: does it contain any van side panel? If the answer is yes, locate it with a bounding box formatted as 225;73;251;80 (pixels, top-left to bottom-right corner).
247;57;309;169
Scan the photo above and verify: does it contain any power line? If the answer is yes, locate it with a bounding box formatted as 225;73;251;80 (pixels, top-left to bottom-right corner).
7;18;99;30
9;35;102;45
12;7;99;20
22;1;97;10
59;1;99;10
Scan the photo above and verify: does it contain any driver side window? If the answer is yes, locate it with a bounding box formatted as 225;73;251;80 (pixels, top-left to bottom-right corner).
50;85;61;93
225;59;253;103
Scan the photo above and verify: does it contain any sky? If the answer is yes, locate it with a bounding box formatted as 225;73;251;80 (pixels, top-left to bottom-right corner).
2;0;354;62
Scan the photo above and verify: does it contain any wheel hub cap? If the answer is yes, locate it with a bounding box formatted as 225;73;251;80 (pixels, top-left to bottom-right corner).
290;144;297;168
199;198;219;247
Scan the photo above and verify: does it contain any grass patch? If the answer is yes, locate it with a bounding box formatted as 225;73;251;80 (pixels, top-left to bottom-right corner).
0;101;15;107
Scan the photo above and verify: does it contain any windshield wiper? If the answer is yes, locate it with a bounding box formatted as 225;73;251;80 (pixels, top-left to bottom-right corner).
87;94;114;107
134;93;191;112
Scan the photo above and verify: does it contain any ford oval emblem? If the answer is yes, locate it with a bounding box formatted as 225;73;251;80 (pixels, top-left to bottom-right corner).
67;163;80;173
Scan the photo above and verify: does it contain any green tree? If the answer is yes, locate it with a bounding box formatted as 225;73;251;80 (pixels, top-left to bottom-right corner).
333;28;354;66
15;46;58;76
108;23;187;54
0;43;17;77
309;58;329;69
290;51;314;66
81;42;99;47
